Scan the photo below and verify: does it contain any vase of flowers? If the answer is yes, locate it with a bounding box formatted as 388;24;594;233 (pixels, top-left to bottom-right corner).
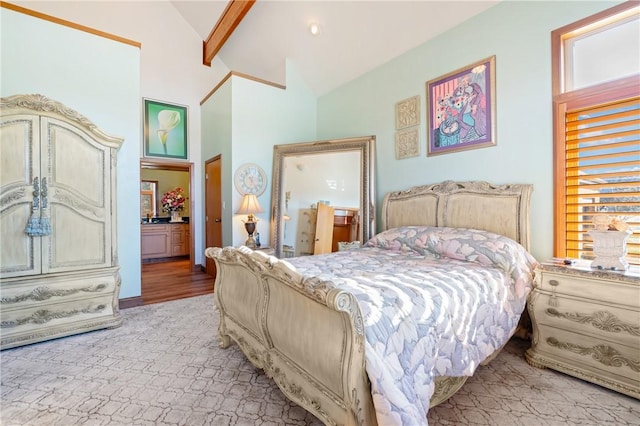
161;187;186;222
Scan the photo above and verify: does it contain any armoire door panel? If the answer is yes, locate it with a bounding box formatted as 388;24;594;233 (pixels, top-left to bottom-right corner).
0;116;40;187
46;205;107;272
0;204;41;277
1;115;41;278
46;119;108;206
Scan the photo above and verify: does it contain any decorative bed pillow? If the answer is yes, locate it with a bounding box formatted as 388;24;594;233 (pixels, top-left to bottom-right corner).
363;226;434;254
365;226;539;297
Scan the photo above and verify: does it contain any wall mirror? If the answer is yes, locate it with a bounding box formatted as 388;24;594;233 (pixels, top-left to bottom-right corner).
270;136;376;258
140;180;158;217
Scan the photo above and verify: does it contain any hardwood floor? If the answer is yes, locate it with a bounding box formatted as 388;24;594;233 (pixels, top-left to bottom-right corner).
141;258;214;305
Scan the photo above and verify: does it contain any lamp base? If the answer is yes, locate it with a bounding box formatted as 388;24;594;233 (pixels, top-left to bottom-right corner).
245;235;257;249
244;221;257;249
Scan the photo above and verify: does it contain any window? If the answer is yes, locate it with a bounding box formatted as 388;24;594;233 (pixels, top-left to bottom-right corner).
553;2;640;265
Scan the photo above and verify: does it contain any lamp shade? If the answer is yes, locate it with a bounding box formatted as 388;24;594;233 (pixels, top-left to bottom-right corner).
236;194;264;215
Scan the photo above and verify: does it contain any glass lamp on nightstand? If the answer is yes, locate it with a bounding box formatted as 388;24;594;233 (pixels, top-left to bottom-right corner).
237;194;264;249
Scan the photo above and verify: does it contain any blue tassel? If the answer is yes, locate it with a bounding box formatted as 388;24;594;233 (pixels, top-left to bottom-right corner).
25;215;41;236
39;217;52;236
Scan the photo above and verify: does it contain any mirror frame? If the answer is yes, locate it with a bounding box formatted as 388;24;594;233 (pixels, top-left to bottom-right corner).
270;135;376;258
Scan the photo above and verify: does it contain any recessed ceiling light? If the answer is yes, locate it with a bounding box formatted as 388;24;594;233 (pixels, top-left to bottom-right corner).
308;21;320;36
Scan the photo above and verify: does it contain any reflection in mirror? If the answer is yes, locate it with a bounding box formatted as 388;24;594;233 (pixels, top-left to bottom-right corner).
270;136;376;258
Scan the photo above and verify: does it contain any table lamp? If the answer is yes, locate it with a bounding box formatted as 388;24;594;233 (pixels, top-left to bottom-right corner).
237;194;264;248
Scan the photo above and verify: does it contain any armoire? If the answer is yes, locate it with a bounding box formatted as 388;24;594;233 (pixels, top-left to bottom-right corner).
0;94;124;350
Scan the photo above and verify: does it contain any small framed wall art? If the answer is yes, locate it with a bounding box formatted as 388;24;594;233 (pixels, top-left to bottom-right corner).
395;95;420;130
395;128;420;159
143;98;188;159
426;56;496;156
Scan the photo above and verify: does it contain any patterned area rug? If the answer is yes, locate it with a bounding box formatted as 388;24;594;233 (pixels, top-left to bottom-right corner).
1;294;638;425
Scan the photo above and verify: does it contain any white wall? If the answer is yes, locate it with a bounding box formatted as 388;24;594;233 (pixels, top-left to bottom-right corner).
1;7;141;298
201;60;318;248
316;1;622;262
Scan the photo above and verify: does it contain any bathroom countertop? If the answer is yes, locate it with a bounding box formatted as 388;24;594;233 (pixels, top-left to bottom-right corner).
141;217;189;225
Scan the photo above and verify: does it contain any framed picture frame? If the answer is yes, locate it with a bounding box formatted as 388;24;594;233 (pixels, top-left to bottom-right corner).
140;180;158;217
425;56;496;156
143;98;188;159
140;191;155;217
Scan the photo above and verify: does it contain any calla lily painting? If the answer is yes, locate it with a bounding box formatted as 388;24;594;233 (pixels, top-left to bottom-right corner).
144;99;188;159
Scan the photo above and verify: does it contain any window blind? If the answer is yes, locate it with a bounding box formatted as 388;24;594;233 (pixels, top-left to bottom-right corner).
564;96;640;265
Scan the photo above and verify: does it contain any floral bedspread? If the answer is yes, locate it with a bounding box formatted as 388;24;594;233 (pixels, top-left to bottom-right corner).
286;226;538;425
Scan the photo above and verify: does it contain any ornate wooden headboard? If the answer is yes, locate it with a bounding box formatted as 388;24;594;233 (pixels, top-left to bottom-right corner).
381;180;533;250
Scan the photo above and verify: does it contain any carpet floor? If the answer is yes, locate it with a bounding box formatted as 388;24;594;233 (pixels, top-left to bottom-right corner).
1;294;638;425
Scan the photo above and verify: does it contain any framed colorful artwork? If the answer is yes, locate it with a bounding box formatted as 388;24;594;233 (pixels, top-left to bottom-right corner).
425;56;496;156
143;98;188;159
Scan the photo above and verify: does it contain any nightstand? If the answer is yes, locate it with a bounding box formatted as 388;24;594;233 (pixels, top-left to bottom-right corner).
525;261;640;399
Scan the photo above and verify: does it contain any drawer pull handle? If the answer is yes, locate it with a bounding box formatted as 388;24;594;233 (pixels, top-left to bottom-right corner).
548;279;559;307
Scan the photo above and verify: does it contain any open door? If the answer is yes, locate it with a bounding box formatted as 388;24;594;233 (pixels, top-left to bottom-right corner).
205;155;222;277
313;203;334;255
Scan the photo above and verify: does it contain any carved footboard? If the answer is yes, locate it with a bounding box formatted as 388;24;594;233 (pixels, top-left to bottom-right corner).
205;246;467;425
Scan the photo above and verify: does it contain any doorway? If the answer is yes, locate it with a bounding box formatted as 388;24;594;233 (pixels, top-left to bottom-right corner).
205;155;223;277
140;159;196;304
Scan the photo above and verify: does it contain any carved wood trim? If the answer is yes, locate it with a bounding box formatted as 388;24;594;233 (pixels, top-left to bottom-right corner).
1;94;124;149
1;303;108;328
547;337;640;372
546;308;640;336
382;180;533;250
1;283;108;304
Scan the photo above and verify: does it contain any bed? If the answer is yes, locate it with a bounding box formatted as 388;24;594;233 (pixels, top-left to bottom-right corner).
205;180;537;425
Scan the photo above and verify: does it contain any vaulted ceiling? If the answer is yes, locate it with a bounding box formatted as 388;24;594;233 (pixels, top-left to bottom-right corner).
170;1;499;96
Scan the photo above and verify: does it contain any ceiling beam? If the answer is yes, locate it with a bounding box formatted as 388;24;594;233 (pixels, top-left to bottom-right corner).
203;0;256;66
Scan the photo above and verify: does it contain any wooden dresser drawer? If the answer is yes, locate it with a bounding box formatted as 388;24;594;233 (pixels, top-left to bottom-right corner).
1;295;117;333
532;327;640;394
537;270;639;307
1;268;119;309
531;290;639;349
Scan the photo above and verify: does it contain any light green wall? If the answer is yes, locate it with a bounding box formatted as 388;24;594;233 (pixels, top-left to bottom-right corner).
317;1;623;261
202;60;317;247
1;8;141;298
201;79;233;246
